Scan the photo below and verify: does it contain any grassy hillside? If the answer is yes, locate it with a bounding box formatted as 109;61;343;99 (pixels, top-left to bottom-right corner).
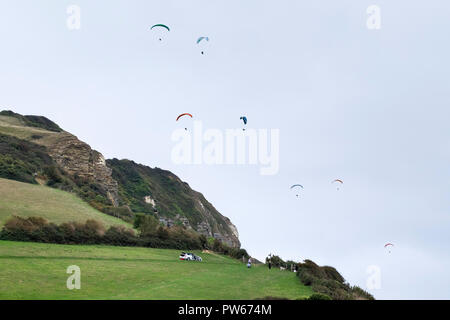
0;114;60;143
0;110;62;132
0;241;312;299
0;178;130;228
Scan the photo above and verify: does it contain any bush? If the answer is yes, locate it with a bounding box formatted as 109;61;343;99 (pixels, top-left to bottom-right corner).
134;213;160;236
1;216;125;245
0;216;248;260
322;266;345;283
104;226;137;246
4;215;48;233
298;270;314;286
351;286;375;300
266;254;286;268
212;238;224;252
156;226;169;240
43;165;63;186
308;293;332;300
296;259;368;300
199;234;208;249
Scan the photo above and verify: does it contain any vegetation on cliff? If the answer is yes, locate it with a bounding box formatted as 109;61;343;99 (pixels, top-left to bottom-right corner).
107;159;238;246
0;110;62;132
266;255;374;300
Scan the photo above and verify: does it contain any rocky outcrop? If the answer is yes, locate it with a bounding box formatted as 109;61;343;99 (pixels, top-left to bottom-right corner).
144;195;156;208
43;132;120;206
194;197;240;248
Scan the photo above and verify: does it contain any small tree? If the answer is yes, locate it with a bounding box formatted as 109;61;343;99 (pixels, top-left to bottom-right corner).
134;214;159;236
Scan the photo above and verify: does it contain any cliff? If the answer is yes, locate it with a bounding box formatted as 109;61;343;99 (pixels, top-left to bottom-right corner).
0;110;240;247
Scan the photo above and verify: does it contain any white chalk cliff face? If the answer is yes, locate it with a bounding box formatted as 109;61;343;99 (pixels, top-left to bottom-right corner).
144;195;156;208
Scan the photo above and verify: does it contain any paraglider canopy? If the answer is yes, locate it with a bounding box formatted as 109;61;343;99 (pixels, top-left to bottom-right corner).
151;24;170;41
384;243;394;253
332;179;343;190
151;24;170;31
290;184;303;197
240;116;248;131
176;113;193;121
197;37;209;44
197;36;209;55
176;113;193;131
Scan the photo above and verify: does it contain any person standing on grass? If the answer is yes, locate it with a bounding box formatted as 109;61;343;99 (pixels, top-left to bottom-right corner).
247;257;252;268
266;254;272;270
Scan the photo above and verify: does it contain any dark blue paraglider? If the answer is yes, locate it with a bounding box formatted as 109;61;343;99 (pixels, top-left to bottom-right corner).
240;116;248;131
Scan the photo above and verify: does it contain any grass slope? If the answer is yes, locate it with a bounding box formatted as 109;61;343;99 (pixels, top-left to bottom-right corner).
0;178;130;228
0;241;312;300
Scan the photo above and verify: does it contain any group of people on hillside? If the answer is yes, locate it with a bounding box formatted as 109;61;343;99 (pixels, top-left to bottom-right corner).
245;254;299;273
265;254;298;272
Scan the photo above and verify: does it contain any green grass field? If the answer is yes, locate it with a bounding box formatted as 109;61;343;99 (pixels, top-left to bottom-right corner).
0;178;130;228
0;241;312;300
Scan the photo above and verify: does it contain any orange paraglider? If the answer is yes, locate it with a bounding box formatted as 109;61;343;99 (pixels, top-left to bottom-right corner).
332;179;343;190
176;113;193;130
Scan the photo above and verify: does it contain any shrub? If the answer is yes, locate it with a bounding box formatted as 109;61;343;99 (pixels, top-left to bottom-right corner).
322;266;345;283
266;255;286;268
4;216;48;233
199;234;208;249
134;213;160;236
351;286;375;300
156;226;169;239
43;165;63;186
298;270;314;286
104;226;137;246
0;216;248;261
255;296;290;300
308;293;332;300
296;259;366;300
212;238;224;252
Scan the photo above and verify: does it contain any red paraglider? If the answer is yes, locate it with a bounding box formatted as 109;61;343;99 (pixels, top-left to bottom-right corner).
176;113;193;131
176;113;193;121
384;243;394;253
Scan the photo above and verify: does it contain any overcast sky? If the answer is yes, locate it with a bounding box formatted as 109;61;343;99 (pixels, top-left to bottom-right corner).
1;0;449;299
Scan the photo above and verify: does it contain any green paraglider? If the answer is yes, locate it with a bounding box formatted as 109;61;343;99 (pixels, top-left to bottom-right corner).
151;24;170;31
151;24;170;41
196;37;209;44
197;36;209;54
